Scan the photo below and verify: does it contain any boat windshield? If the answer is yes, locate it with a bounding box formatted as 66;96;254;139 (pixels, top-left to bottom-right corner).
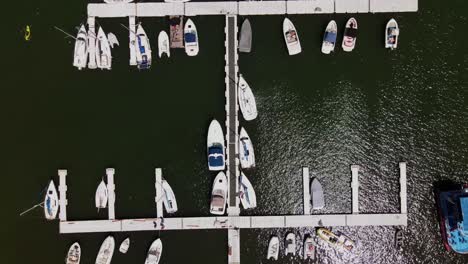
345;28;357;38
324;32;337;43
286;30;297;43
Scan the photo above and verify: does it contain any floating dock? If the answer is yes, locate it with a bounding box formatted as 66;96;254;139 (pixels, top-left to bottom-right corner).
155;168;163;218
58;169;68;221
351;165;360;214
87;0;418;18
303;167;310;215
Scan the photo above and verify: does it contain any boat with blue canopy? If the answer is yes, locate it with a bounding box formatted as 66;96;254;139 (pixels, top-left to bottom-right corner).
135;24;152;70
207;119;225;171
321;20;337;54
184;19;199;56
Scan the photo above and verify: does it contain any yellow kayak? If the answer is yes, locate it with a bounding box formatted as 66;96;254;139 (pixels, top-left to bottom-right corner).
24;25;31;41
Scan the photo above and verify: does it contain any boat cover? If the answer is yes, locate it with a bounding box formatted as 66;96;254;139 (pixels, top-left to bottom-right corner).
209;146;224;167
324;32;337;42
241;140;250;156
184;32;196;43
345;28;357;38
138;36;145;54
461;197;468;231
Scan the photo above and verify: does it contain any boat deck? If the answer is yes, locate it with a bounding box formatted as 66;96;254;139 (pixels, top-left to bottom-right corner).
87;1;418;17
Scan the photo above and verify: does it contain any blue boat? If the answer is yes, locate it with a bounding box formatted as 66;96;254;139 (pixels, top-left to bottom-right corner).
435;183;468;254
207;119;225;171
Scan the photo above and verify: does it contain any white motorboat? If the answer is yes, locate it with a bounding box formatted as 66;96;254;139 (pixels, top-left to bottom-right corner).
66;242;81;264
238;75;258;121
283;18;301;55
285;233;296;256
119;237;130;254
73;24;88;70
169;16;184;48
239;127;255;169
162;180;178;213
145;238;163;264
135;24;152;70
95;180;108;210
104;0;133;3
239;172;257;209
321;20;338;54
385;18;399;50
95;236;115;264
267;236;279;260
184;18;199;56
158;31;170;58
95;27;112;70
239;19;252;53
317;228;355;251
210;172;228;215
342;18;358;52
303;236;315;260
310;178;325;210
207;119;225;171
44;180;59;220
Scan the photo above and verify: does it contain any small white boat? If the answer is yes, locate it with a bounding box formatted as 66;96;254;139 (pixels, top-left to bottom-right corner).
95;180;108;210
44;180;59;220
238;75;258;121
210;172;228;215
207;119;225;171
267;236;279;260
66;242;81;264
239;172;257;209
385;18;399;50
135;24;152;70
311;178;325;210
303;236;315;260
73;24;88;70
342;18;358;52
239;19;252;53
162;180;178;214
285;233;296;256
107;33;119;48
104;0;133;3
169;16;184;49
322;20;338;54
95;27;112;70
317;228;355;251
145;238;163;264
239;127;255;169
158;31;170;58
95;236;115;264
184;19;199;56
283;18;301;55
119;237;130;254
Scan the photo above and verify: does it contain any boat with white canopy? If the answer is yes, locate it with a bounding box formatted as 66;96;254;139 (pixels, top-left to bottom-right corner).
283;18;301;55
210;172;228;215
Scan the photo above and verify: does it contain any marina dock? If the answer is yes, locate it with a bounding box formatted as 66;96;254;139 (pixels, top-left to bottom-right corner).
58;163;409;233
87;0;418;18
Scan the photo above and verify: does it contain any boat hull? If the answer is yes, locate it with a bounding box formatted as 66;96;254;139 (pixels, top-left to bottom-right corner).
95;180;108;209
210;172;228;215
44;180;59;220
73;25;88;70
267;236;279;260
119;238;130;254
285;233;296;256
283;18;301;55
303;236;315;260
310;178;325;210
385;18;399;50
95;236;115;264
239;173;257;209
145;239;163;264
162;180;178;213
239;19;252;53
95;27;112;70
207;119;225;171
184;19;199;56
321;20;337;54
158;31;170;58
135;24;152;70
238;75;258;121
66;242;81;264
342;18;357;52
239;127;255;169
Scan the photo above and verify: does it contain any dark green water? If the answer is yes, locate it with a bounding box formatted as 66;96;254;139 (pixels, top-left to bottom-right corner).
5;0;468;263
